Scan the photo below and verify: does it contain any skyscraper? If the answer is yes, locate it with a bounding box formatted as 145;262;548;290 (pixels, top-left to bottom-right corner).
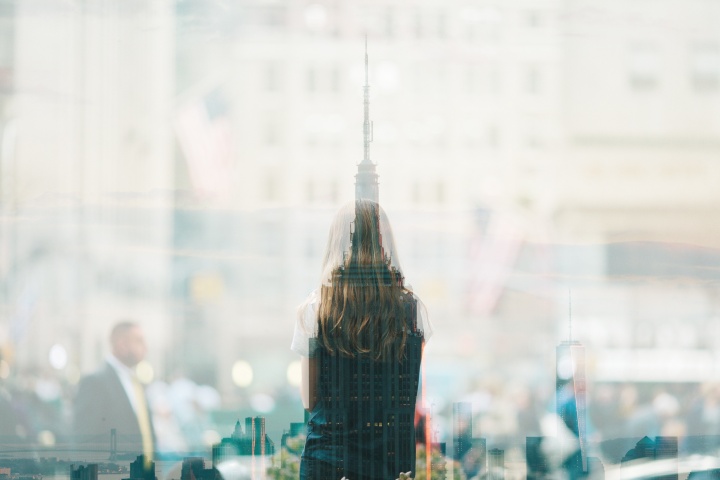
70;464;98;480
556;339;588;477
180;457;221;480
453;402;472;460
124;456;155;480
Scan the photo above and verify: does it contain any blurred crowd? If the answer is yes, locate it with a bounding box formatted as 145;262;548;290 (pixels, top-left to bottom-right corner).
2;353;719;464
0;360;222;454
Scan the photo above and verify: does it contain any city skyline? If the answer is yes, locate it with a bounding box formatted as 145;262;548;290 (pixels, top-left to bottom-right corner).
2;1;720;479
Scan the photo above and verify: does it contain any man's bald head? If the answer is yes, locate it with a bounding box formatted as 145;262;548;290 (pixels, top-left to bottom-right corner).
110;321;147;368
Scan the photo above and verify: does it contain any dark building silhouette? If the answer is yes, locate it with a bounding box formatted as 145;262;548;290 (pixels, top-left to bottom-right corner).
488;448;505;480
310;318;422;478
296;43;423;480
556;339;588;478
526;437;550;480
309;131;422;476
180;457;221;480
123;455;155;480
70;464;98;480
279;422;307;469
289;421;306;437
621;436;678;480
212;417;276;466
688;469;720;480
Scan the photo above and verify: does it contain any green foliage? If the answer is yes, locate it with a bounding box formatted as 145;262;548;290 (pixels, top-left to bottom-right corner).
266;433;305;480
266;436;465;480
414;445;466;480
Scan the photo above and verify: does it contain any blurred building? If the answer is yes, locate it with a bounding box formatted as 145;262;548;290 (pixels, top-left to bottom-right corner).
2;0;175;374
180;457;221;480
621;436;678;480
70;464;98;480
557;0;720;387
123;455;156;480
0;0;719;439
168;0;720;399
212;417;275;464
453;401;472;459
170;0;565;396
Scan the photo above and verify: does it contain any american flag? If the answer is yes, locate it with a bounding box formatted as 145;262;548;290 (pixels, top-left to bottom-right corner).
174;87;235;200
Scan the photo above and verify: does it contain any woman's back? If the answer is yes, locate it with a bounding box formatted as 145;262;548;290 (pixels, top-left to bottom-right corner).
304;292;423;480
293;201;431;480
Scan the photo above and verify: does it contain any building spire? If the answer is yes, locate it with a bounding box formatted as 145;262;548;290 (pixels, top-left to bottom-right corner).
365;35;369;86
569;288;572;342
355;36;379;202
362;34;372;166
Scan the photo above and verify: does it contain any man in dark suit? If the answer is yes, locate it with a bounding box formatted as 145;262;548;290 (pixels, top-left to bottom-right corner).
73;321;155;461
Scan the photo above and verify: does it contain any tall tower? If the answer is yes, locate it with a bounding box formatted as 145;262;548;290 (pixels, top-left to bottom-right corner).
556;338;588;476
453;402;472;460
355;37;379;203
109;428;117;461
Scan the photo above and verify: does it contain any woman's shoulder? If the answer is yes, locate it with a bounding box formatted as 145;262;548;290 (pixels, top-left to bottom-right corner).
298;288;319;311
291;289;320;356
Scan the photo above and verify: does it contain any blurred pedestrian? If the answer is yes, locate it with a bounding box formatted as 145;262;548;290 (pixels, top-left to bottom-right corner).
72;321;155;463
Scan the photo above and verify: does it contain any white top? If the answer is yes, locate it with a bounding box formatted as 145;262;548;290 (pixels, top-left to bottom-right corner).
106;353;141;414
290;289;433;357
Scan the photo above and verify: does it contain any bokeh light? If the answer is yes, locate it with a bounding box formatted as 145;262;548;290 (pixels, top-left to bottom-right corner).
286;360;302;387
231;360;253;388
48;344;67;370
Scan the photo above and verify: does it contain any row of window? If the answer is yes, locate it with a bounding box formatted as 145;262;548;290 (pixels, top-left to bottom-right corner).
628;44;720;92
243;4;550;40
264;177;454;206
255;121;523;152
258;49;720;96
259;63;541;96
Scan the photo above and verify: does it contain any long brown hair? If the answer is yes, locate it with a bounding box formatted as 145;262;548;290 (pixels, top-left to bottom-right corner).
318;200;409;361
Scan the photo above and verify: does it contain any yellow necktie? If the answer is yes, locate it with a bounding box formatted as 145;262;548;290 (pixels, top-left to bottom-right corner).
131;375;154;469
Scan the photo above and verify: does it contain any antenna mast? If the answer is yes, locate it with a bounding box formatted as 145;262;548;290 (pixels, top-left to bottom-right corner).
362;35;373;165
355;37;379;203
568;288;572;342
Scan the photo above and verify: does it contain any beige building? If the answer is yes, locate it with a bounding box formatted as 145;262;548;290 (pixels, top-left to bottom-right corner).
2;0;175;372
2;0;719;392
555;0;720;381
